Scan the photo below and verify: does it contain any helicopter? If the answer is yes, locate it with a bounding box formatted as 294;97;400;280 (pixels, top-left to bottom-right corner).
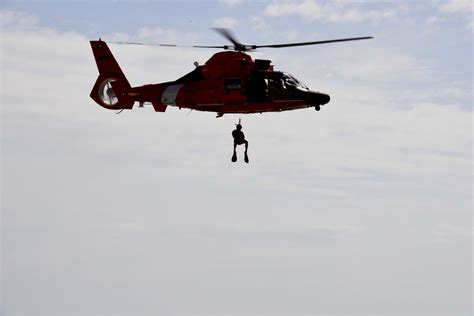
90;28;372;117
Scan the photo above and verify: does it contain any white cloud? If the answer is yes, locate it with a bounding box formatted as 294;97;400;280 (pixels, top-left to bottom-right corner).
250;16;267;30
2;8;472;315
425;15;442;25
213;16;238;29
110;32;130;42
218;0;243;7
264;0;322;19
439;0;473;13
135;26;201;44
0;10;38;29
137;26;164;39
436;223;474;242
210;223;366;241
264;0;399;23
332;50;431;83
437;0;473;30
438;86;472;99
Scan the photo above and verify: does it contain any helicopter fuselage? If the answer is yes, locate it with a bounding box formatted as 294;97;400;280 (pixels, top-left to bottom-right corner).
90;40;330;116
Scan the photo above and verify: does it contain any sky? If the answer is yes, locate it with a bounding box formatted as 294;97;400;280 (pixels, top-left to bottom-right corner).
1;0;473;315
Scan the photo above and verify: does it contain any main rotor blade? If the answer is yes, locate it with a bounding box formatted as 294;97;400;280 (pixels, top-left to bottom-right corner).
212;28;242;47
255;36;374;49
109;41;228;49
108;35;374;52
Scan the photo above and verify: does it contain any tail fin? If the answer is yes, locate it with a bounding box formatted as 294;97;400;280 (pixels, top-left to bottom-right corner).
90;40;134;110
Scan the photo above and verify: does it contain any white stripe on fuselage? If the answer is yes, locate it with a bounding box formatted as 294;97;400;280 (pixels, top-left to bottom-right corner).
161;84;183;106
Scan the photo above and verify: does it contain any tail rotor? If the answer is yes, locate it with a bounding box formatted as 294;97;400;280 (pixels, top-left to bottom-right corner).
98;78;119;106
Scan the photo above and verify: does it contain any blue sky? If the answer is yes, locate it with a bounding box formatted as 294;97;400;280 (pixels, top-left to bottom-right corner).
1;1;473;315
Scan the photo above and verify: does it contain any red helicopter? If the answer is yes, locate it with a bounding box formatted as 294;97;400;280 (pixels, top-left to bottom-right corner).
90;28;372;117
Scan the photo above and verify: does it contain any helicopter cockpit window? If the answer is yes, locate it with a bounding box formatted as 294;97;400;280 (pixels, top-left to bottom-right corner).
283;73;309;90
224;78;242;90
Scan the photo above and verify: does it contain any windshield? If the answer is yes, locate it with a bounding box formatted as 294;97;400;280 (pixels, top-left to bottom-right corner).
283;73;308;90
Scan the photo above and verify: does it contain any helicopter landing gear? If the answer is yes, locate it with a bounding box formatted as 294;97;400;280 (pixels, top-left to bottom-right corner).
315;105;321;111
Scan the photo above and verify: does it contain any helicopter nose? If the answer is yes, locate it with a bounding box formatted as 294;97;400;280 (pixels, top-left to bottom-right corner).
320;93;330;105
301;91;330;107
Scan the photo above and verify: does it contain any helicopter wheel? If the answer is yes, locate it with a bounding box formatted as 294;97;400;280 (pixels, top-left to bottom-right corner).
315;105;321;111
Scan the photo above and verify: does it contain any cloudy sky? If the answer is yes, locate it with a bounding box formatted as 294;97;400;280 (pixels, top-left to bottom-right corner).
1;0;472;315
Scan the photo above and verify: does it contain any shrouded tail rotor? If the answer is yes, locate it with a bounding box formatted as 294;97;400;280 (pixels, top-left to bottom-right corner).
98;78;119;106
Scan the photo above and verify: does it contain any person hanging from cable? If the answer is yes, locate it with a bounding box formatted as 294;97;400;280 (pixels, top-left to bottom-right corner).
231;119;249;163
